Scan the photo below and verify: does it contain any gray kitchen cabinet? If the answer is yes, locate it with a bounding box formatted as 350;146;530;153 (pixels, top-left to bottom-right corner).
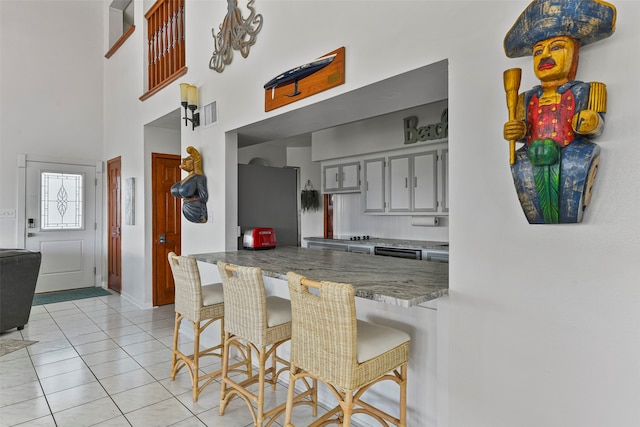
307;240;373;254
363;158;385;212
413;151;438;212
307;241;348;251
441;148;448;213
389;155;411;211
323;161;360;193
347;245;373;254
389;151;438;213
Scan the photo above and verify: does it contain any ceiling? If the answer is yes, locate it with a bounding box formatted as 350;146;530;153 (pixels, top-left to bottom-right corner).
147;59;449;148
147;108;182;131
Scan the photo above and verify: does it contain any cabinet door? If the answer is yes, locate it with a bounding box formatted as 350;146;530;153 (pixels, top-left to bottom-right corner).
323;165;340;192
441;149;448;212
389;156;410;211
413;151;438;212
348;245;372;254
341;162;360;191
364;159;385;212
307;241;348;252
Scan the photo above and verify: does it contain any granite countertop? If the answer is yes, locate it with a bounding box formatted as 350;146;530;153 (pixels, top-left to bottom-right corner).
304;237;449;251
191;246;448;308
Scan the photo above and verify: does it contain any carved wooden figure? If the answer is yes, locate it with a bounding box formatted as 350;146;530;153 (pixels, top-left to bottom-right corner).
502;0;616;224
171;146;208;223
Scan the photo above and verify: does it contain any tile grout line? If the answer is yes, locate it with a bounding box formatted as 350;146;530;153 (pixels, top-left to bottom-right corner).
13;295;294;427
21;319;59;427
75;296;204;426
33;298;131;426
46;299;128;426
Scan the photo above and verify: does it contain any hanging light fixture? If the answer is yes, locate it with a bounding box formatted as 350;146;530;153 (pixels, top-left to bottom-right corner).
180;83;200;130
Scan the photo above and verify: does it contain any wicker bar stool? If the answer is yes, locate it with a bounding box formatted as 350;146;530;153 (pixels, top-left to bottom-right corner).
284;272;410;427
167;253;250;402
217;262;317;427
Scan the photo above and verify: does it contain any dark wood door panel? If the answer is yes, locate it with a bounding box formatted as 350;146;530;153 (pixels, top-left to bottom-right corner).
152;153;181;306
107;157;122;293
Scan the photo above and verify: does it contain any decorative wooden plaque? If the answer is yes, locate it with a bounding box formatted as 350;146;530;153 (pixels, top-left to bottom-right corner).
264;47;345;112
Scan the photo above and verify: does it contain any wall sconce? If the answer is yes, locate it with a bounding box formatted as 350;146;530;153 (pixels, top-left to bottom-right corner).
180;83;200;130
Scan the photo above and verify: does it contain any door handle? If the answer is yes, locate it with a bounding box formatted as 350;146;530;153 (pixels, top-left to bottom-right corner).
27;232;36;237
159;234;166;244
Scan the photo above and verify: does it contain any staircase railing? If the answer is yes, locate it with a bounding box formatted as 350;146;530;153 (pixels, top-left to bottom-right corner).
141;0;187;100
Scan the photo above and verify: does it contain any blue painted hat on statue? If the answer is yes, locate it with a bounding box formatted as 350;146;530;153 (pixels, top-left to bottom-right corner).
504;0;617;58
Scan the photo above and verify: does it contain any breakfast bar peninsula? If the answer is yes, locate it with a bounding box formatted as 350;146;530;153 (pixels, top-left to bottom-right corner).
192;246;447;307
191;246;448;427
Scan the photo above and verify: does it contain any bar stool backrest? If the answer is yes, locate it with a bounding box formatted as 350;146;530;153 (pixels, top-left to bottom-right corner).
168;253;206;321
217;262;269;345
286;271;359;389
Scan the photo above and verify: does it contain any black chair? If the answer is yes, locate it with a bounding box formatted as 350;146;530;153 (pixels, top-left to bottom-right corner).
0;249;41;333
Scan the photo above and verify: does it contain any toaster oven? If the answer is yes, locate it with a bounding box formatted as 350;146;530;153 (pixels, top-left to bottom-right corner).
243;227;276;250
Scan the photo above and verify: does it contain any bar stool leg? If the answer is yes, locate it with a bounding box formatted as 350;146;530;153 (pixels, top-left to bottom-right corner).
219;331;231;415
340;392;354;427
256;346;267;426
192;320;201;401
283;367;298;427
170;312;181;380
270;346;277;390
400;363;407;427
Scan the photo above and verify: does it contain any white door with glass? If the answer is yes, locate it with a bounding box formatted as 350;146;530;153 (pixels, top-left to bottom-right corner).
25;161;97;293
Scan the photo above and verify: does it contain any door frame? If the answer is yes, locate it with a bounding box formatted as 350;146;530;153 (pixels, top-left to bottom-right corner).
17;154;104;286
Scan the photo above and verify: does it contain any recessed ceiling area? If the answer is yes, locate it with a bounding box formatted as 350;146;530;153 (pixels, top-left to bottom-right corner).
232;59;448;148
145;59;449;149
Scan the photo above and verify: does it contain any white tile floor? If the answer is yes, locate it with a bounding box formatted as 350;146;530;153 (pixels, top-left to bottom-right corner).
0;292;323;427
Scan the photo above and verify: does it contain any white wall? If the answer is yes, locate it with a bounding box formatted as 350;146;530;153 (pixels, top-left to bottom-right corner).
448;2;640;426
1;0;639;426
312;100;448;161
0;0;104;248
287;144;324;240
333;192;449;242
238;142;287;166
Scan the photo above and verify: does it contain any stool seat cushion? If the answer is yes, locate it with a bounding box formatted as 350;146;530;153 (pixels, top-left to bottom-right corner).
266;296;292;327
356;320;410;364
202;283;224;306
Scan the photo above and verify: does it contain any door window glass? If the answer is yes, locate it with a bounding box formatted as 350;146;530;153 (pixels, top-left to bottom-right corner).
41;172;84;230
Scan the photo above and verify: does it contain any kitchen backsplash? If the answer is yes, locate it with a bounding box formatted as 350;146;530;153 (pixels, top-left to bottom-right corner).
332;193;449;242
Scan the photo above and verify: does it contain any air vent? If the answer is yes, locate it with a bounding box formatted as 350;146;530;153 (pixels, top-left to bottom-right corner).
203;101;217;127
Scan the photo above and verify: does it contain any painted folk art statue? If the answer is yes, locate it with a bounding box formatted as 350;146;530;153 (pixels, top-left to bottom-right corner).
502;0;616;224
171;146;208;223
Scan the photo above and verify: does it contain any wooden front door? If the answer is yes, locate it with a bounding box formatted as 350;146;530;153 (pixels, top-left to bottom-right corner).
107;157;122;293
152;153;181;306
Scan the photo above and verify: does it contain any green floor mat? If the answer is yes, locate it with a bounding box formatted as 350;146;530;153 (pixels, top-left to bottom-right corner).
32;287;113;306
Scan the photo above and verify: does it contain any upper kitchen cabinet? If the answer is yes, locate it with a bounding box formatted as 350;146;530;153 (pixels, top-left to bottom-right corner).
389;151;438;212
314;100;448;206
441;148;448;213
323;161;360;193
364;158;385;212
361;144;447;215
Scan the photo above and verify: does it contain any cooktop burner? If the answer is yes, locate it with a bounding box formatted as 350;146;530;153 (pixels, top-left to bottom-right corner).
332;235;372;241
